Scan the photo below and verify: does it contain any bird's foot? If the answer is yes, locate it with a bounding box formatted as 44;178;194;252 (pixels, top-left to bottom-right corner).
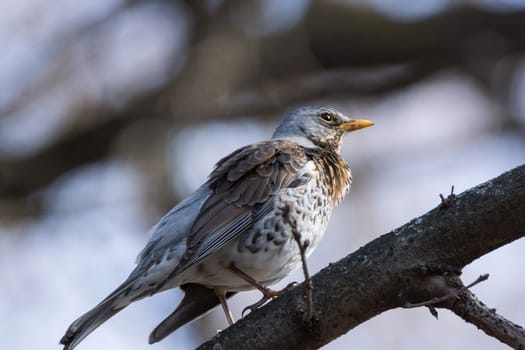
242;295;270;317
260;281;297;299
241;282;297;317
277;281;298;295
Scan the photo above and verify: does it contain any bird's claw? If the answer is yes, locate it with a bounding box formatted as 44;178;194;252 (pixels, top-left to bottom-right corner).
241;282;298;317
283;281;298;291
262;281;298;298
242;296;271;317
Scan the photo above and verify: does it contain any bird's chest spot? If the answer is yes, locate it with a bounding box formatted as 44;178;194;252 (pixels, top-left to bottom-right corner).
240;177;331;256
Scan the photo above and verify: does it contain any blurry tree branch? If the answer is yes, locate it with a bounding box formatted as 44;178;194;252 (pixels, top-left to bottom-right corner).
197;164;525;350
0;118;131;198
306;2;525;68
2;2;525;199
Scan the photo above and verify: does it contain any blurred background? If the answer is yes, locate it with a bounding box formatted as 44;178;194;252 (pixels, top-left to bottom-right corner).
1;0;525;349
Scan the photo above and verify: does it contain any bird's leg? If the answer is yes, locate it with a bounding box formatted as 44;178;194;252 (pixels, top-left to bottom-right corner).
230;264;297;316
230;264;286;297
214;289;235;325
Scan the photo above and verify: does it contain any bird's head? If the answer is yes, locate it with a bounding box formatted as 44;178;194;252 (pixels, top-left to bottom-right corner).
272;106;374;152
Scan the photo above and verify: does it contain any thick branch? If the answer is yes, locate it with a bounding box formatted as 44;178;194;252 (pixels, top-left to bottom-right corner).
197;164;525;349
306;2;525;67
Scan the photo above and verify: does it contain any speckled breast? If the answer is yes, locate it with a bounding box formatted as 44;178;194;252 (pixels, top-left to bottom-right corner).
189;151;351;291
229;169;340;286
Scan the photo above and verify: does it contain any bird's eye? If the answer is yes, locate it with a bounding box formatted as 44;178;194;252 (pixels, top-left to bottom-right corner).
319;113;334;123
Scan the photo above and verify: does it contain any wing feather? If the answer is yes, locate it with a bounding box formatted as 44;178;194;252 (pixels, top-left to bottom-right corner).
165;139;310;279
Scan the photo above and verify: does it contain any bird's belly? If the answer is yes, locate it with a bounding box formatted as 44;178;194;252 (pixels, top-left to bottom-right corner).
184;182;333;291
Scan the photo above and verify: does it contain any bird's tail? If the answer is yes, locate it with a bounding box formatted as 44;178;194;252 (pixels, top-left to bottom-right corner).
60;279;146;350
60;297;123;350
149;284;236;344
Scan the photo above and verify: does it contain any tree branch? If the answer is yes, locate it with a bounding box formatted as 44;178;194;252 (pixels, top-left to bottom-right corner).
447;284;525;349
197;164;525;349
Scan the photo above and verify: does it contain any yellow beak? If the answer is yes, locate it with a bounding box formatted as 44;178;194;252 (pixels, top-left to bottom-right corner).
340;119;375;132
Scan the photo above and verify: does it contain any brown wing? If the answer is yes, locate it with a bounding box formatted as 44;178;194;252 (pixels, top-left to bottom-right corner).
172;139;310;275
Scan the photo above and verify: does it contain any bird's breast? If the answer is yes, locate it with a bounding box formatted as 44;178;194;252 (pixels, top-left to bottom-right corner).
181;155;351;291
218;170;333;285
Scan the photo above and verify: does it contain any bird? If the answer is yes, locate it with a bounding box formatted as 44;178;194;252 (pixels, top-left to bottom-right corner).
60;105;374;349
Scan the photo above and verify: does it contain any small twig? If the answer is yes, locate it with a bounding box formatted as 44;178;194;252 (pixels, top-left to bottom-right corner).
282;202;314;322
439;185;456;209
404;293;459;309
464;273;489;289
299;239;314;322
403;274;489;309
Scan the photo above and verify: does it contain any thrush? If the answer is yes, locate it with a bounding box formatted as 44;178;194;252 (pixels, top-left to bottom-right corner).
60;105;374;349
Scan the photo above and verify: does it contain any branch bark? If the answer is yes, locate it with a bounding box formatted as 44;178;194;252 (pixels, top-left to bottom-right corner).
447;285;525;349
197;164;525;350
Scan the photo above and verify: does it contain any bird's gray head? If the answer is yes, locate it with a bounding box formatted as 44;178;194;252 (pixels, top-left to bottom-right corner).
272;106;374;152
